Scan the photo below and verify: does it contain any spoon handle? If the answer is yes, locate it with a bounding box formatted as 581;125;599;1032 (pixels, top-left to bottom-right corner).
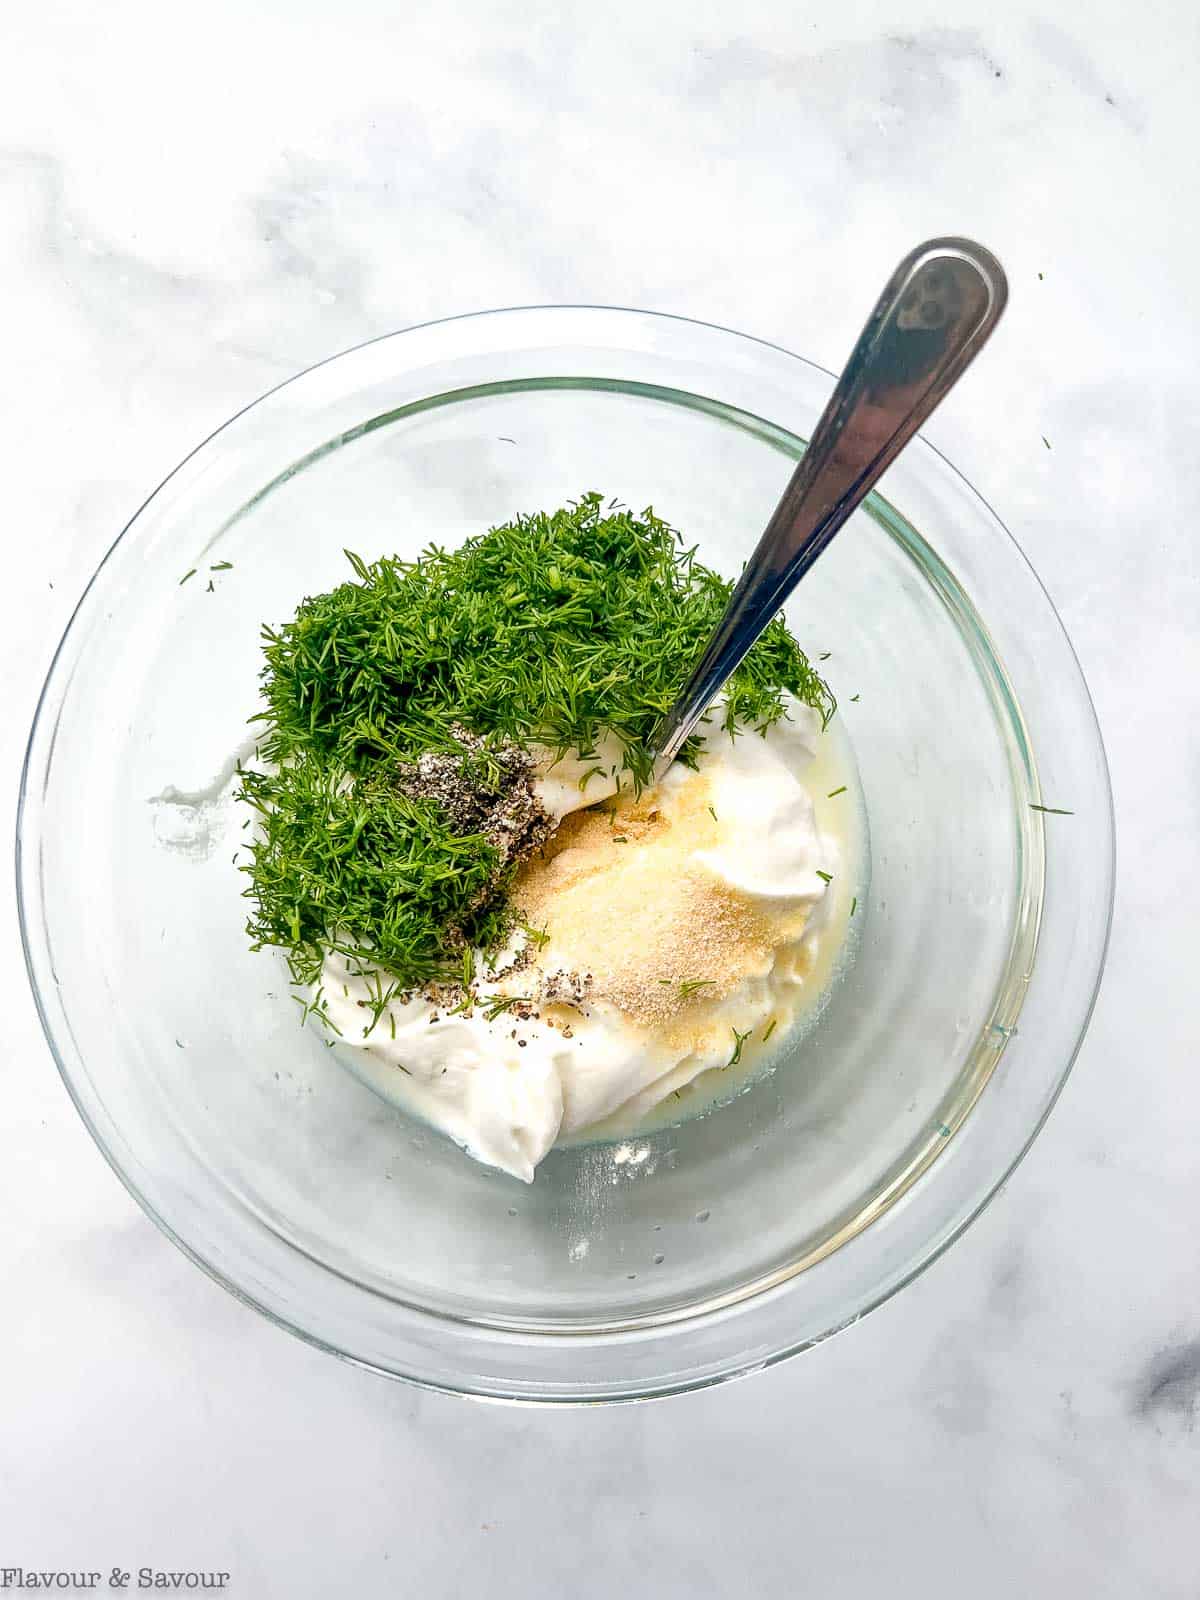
652;236;1009;773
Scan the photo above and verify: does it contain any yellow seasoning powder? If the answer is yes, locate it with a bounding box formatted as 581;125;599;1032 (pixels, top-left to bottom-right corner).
514;771;790;1047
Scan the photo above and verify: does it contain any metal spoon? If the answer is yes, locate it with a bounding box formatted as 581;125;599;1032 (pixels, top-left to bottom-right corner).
651;236;1009;775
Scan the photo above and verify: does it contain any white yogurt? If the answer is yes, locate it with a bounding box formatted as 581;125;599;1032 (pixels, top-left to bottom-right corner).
318;699;862;1182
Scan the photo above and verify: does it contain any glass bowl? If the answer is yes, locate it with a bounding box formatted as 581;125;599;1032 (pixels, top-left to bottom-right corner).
17;307;1114;1402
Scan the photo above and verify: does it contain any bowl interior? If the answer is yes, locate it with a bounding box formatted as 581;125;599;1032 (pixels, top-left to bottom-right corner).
31;376;1037;1329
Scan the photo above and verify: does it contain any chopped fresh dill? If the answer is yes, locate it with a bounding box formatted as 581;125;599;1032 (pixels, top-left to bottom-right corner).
849;694;860;703
483;995;520;1022
761;1018;777;1043
727;1025;752;1068
206;579;215;593
676;978;714;1000
238;494;833;990
253;495;833;784
211;560;234;571
295;987;343;1036
1042;436;1051;450
850;896;858;916
613;835;628;843
707;805;718;822
827;785;847;798
239;759;512;989
815;869;833;883
819;651;831;661
1029;803;1073;815
179;569;197;585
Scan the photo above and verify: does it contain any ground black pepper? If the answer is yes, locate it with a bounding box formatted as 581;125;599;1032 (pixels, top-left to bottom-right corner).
394;726;553;870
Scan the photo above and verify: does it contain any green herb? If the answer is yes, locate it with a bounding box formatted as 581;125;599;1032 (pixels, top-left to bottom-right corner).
295;986;344;1037
815;869;833;883
849;694;860;703
819;651;831;661
613;835;628;843
727;1025;752;1069
179;569;197;586
1042;436;1051;450
211;560;234;571
483;995;520;1022
253;495;832;786
761;1018;777;1043
676;978;714;1000
354;971;394;1035
850;896;858;916
238;759;512;990
206;579;215;593
239;495;833;990
827;785;847;798
518;921;550;951
1029;803;1073;815
707;805;718;822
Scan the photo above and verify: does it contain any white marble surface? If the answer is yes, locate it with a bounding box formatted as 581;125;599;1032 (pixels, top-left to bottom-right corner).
3;1;1198;1593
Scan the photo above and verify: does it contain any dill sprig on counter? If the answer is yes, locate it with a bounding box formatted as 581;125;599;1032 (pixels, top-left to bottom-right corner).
239;494;834;991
